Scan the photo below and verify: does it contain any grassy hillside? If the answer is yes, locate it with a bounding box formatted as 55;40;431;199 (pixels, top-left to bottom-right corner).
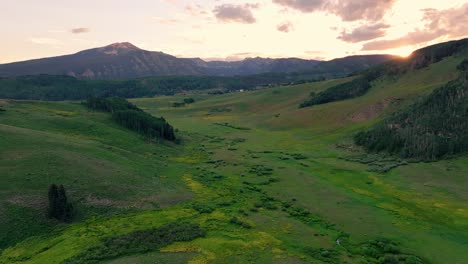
300;38;468;108
0;49;467;263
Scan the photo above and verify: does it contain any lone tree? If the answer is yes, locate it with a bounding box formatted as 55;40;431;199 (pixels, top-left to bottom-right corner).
48;184;74;222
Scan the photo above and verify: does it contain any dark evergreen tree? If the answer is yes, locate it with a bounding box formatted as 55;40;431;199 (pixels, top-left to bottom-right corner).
47;184;59;219
48;184;74;222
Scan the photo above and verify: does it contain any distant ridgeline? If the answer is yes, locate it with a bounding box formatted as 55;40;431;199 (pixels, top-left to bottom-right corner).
300;38;468;108
86;97;176;141
355;73;468;161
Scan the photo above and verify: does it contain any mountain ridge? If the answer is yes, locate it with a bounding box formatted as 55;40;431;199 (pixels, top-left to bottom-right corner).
0;42;395;80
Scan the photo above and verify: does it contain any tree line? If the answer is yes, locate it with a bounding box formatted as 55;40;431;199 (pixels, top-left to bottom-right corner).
300;38;468;108
86;97;176;141
354;74;468;161
0;72;329;101
299;76;372;108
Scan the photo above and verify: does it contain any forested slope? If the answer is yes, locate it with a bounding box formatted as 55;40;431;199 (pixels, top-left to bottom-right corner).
355;73;468;160
300;38;468;108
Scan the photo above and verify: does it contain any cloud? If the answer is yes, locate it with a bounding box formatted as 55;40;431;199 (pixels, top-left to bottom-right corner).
277;21;294;33
338;23;389;43
272;0;396;22
362;30;444;51
71;27;90;34
362;3;468;50
330;0;396;22
272;0;325;12
213;4;258;24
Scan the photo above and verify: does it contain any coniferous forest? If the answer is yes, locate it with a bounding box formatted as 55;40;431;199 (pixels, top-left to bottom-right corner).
86;97;176;141
299;76;372;107
354;73;468;161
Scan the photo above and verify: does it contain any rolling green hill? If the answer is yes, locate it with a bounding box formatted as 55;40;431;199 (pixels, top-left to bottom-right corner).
0;39;467;264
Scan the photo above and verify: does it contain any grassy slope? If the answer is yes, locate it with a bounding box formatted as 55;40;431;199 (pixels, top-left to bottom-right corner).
0;101;192;251
0;55;467;263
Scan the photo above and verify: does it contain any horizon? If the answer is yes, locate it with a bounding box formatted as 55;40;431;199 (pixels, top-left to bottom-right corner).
0;41;404;64
1;0;467;63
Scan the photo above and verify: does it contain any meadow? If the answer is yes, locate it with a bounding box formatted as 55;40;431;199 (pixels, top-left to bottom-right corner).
0;54;467;263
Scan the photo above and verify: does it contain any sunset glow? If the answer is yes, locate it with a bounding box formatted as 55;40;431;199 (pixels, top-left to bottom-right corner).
1;0;467;63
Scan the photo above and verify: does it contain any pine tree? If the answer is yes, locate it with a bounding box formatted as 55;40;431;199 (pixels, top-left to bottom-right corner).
47;184;59;219
47;184;74;222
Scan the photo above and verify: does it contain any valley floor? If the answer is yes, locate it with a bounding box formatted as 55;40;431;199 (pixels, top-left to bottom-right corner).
0;65;467;263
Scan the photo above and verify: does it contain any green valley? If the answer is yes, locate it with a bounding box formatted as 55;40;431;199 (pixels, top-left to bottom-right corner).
1;39;467;264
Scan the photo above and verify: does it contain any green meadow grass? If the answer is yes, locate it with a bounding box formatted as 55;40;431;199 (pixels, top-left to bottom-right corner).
0;55;467;263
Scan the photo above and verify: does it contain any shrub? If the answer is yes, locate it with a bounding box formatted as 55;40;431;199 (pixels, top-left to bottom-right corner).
64;222;205;264
192;203;215;214
183;98;195;104
172;102;186;107
229;217;252;229
379;255;399;264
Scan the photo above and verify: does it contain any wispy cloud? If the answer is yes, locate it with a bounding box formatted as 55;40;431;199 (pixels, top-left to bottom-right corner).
362;3;468;50
272;0;396;22
339;23;390;43
71;27;90;34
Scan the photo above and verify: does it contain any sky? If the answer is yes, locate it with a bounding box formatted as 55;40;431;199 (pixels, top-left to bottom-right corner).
1;0;467;63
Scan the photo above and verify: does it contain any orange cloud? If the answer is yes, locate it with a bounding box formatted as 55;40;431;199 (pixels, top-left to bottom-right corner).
339;23;390;43
362;3;468;50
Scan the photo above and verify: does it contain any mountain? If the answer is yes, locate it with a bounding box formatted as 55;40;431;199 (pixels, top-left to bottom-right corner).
0;42;394;80
0;43;203;79
303;54;397;78
189;57;321;76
